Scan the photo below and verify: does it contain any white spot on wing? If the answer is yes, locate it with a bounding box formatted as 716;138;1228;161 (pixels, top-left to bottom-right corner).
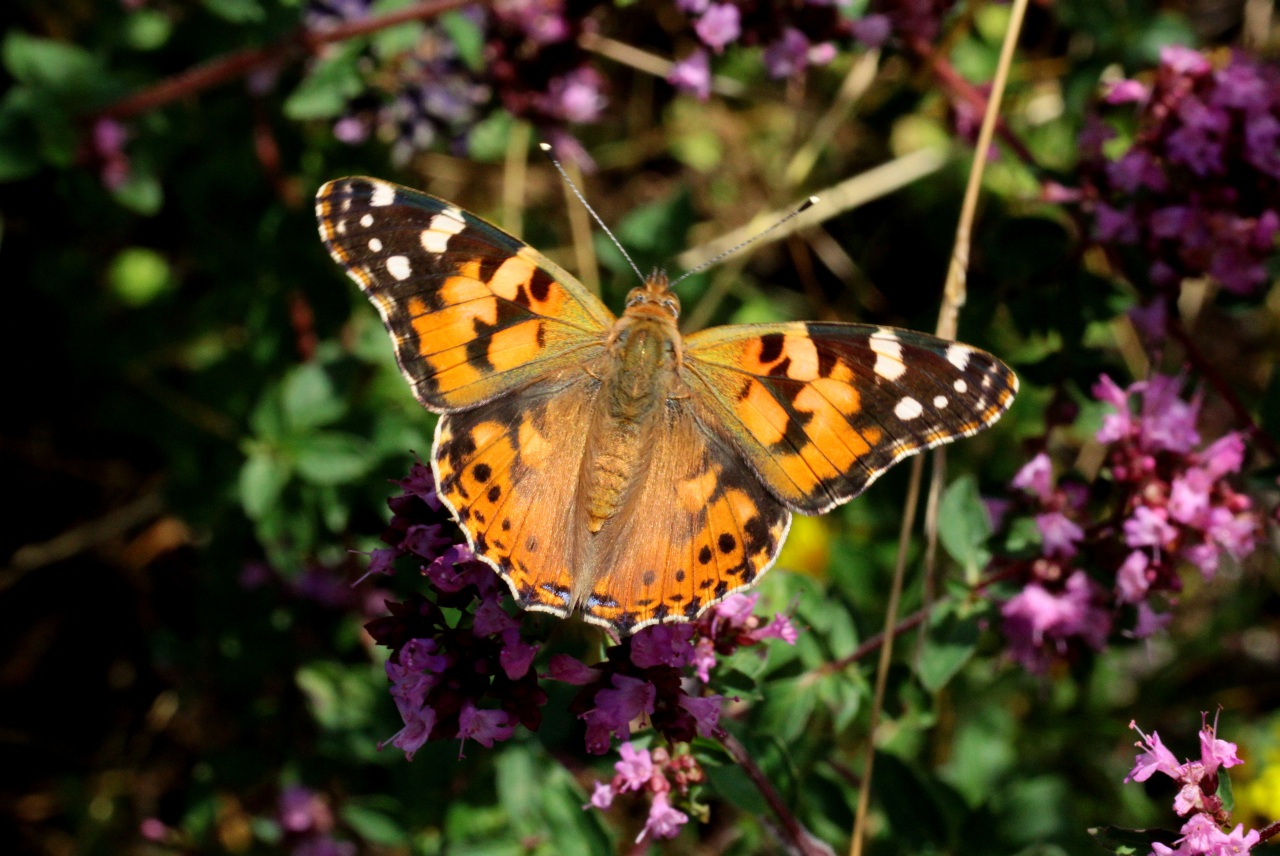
871;329;906;381
386;255;411;280
954;379;968;393
420;211;467;253
946;344;971;370
894;396;923;420
368;238;383;252
360;213;374;228
370;183;395;207
933;395;948;408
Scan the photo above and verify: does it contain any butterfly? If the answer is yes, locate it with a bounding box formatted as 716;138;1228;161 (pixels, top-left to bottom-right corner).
316;176;1017;634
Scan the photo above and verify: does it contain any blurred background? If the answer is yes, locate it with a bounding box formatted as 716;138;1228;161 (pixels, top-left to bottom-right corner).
2;0;1279;853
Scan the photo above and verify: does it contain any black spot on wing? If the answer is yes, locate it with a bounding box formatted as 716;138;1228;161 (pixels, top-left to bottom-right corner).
758;333;785;364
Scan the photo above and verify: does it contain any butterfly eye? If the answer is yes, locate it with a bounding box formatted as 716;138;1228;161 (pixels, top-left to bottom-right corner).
661;297;679;318
625;291;646;308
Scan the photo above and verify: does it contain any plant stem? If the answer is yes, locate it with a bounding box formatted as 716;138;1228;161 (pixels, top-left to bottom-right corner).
100;0;472;121
718;730;832;856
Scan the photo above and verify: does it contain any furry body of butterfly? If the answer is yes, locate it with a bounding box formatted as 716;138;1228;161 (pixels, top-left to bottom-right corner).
315;176;1019;634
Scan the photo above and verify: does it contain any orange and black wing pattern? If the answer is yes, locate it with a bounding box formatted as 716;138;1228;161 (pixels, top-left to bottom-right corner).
683;322;1018;514
316;176;614;413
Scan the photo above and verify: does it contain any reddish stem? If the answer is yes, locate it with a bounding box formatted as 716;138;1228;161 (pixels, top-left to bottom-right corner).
99;0;472;120
909;37;1039;167
717;730;832;856
1167;316;1280;461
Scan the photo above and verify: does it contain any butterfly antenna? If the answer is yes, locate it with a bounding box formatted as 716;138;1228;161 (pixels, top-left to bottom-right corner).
539;142;646;284
670;196;819;288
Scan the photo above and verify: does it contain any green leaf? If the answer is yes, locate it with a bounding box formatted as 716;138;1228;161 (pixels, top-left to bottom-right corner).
295;661;379;731
1087;825;1179;854
467;112;516;162
111;170;164;215
2;32;98;93
439;11;484;72
284;46;365;120
937;475;992;580
109;247;172;306
340;804;406;846
1217;768;1234;813
281;363;346;430
293;432;374;484
200;0;265;23
239;450;291;520
0;92;41;181
125;9;174;50
918;609;980;692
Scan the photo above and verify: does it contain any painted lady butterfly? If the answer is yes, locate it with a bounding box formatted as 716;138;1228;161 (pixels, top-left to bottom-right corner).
316;177;1017;634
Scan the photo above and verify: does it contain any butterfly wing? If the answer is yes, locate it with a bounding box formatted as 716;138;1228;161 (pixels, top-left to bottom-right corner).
683;322;1018;514
433;366;791;633
578;398;791;633
432;372;596;619
316;176;615;412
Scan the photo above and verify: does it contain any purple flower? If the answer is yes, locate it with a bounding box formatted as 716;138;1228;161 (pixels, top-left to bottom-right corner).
1123;506;1176;550
750;613;799;644
614;742;654;791
677;695;722;737
541;67;606;123
630;624;695;669
691;637;716;682
1160;45;1211;76
92;118;131;190
763;28;809;78
1095;203;1139;243
499;628;538;680
384;705;435;760
1036;511;1085;557
457;702;515;753
694;3;740;53
1244;114;1280;179
546;654;599;685
1125;721;1182;783
1104;79;1150;104
586;781;614;809
1140;375;1200;454
1012;452;1054;502
1001;571;1111;670
637;791;689;842
582;674;656;754
1115;550;1151;604
849;14;891;47
668;49;712;100
279;786;334;834
1169;469;1212;526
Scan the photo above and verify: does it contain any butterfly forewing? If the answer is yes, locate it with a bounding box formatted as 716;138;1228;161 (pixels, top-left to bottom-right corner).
683;322;1018;514
315;177;614;412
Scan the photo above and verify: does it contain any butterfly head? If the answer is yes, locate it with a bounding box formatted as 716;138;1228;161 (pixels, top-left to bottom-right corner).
623;271;680;322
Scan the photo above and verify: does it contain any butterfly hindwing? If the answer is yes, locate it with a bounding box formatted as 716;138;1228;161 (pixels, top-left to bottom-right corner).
431;371;593;618
581;399;791;632
683;322;1018;514
316;177;615;412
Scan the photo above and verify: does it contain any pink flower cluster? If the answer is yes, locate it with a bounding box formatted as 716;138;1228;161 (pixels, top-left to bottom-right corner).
1078;46;1280;295
366;461;799;763
585;742;704;842
277;785;357;856
667;0;849;99
1125;716;1259;855
998;373;1261;672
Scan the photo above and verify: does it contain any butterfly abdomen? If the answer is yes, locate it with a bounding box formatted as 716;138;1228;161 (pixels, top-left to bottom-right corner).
581;318;682;535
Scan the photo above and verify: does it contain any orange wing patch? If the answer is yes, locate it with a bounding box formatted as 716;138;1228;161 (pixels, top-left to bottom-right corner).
582;403;791;632
432;376;598;618
315;177;614;413
684;322;1018;515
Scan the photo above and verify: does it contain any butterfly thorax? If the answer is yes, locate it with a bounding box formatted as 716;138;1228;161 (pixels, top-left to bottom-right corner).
580;275;684;535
